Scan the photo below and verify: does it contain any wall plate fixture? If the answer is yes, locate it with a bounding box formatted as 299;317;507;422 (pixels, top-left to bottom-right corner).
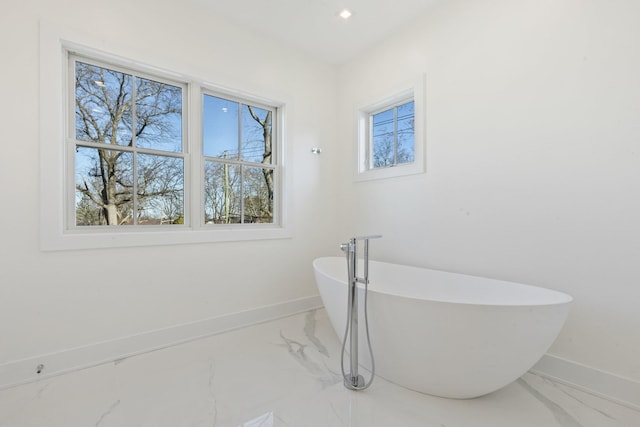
311;147;322;154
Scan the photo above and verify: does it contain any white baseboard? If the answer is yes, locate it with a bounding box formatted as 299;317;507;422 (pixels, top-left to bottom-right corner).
0;295;323;391
531;353;640;411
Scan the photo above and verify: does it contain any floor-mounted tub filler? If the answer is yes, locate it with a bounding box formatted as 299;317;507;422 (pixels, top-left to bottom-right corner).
313;253;573;399
337;235;382;391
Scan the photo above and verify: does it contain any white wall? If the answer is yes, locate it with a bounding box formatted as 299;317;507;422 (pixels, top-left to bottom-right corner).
336;0;640;382
0;0;339;365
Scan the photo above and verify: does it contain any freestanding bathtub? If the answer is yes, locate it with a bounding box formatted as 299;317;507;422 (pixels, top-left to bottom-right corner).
313;257;572;399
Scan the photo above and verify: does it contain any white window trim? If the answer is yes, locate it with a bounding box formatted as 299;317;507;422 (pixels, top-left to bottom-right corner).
355;75;426;182
39;21;291;251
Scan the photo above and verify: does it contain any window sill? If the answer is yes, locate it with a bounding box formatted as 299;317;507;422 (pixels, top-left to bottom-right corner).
355;162;424;182
41;225;293;251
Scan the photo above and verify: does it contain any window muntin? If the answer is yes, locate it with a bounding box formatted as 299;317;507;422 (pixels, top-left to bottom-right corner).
370;100;415;169
202;93;277;225
71;57;186;226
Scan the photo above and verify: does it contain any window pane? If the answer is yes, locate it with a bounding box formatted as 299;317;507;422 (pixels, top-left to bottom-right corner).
372;108;394;138
203;95;239;159
397;101;415;165
75;146;133;225
243;166;274;223
75;62;132;146
242;104;272;164
204;161;241;224
371;108;395;168
136;154;184;225
372;134;395;168
134;77;183;152
370;101;415;169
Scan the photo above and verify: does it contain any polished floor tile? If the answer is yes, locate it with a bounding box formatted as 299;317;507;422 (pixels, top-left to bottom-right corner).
1;309;638;426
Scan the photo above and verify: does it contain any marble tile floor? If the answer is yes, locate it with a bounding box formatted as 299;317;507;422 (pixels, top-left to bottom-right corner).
0;309;638;427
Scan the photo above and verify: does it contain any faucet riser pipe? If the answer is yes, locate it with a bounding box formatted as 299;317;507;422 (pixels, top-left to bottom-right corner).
339;235;381;391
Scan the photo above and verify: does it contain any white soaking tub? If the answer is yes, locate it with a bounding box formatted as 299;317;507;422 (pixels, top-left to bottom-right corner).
313;257;572;399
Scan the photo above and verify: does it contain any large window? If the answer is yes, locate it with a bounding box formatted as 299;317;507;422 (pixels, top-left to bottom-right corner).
41;36;287;249
67;56;281;232
71;57;186;227
202;94;277;225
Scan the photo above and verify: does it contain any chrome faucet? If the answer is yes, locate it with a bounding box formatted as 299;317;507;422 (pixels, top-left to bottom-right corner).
340;235;381;390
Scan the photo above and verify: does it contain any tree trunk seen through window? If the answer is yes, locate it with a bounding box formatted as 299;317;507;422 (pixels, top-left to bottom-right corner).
74;61;184;226
247;105;273;219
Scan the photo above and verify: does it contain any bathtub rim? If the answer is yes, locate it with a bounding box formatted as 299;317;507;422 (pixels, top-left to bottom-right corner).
313;256;573;308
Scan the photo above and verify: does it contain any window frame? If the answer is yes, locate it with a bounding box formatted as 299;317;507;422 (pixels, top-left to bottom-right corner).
39;22;290;250
67;54;190;229
200;90;280;227
367;98;415;170
355;76;426;182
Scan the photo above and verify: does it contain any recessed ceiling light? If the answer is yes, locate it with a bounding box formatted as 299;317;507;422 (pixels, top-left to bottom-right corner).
339;9;352;20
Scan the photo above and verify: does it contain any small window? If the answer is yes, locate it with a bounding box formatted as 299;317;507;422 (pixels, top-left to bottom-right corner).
202;93;277;225
370;100;415;169
71;57;186;227
356;78;425;182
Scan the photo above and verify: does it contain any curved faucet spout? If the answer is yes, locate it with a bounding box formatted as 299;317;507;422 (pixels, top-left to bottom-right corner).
354;234;382;241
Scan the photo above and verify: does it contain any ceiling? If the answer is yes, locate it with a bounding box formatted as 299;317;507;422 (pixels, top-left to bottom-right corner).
192;0;444;64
